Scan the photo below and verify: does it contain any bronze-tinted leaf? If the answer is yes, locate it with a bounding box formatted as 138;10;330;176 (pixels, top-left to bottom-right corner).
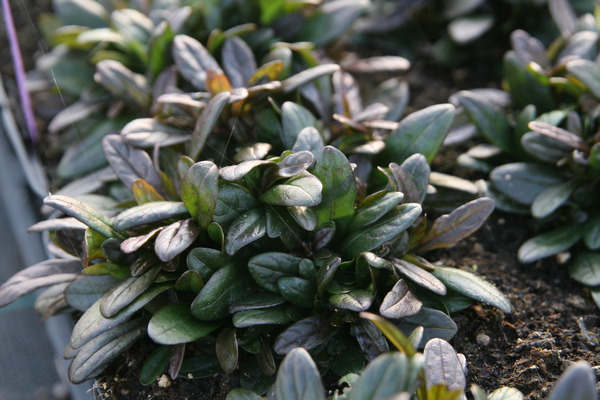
416;198;494;252
391;258;446;295
43;194;117;238
379;279;422;319
120;227;164;253
99;266;161;317
172;34;222;90
216;328;238;373
112;201;189;232
154;219;200;262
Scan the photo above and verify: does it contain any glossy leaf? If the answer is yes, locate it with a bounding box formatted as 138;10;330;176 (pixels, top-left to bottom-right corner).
567;59;600;100
172;34;222;90
348;352;421;400
225;209;267;255
275;348;326;400
68;318;145;384
432;266;511;313
277;151;314;178
396;308;458;346
100;266;161;318
281;64;340;93
120;227;163;254
214;183;258;228
359;312;417;356
191;263;244;320
547;361;597;400
340;203;421;258
583;213;600;250
154;219;200;262
43;195;117;238
132;180;165;204
139;345;171;385
288;206;318;231
262;172;323;207
113;201;189;232
312;146;357;228
392;259;446;295
531;181;577;218
379;279;422;319
274;315;334;355
188;91;231;160
220;160;274;181
416;198;494;252
490;163;565;205
216;328;238;373
94;60;149;107
503;51;555;111
121;118;189;148
148;304;220;345
281;102;318;150
248;252;302;292
102;134;162;191
423;338;466;392
330;289;375;312
278;276;316;308
350;192;404;232
222;37;256;88
350;320;389;362
455;91;511;152
70;284;172;349
65;275;120;312
0;259;81;307
232;306;297;328
383;104;455;163
569;250;600;286
293;126;325;157
518;225;582;263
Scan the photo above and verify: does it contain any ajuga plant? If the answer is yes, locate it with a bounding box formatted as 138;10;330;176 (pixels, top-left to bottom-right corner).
226;313;598;400
0;87;510;391
451;2;600;307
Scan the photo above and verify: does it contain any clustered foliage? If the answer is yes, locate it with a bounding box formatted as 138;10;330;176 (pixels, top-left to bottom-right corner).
0;0;598;399
454;1;600;308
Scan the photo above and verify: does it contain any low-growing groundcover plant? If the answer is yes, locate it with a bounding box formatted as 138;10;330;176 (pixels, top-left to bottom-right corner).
226;313;598;400
0;90;511;396
452;2;600;307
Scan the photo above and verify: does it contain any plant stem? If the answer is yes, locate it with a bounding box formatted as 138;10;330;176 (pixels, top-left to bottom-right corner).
1;0;39;145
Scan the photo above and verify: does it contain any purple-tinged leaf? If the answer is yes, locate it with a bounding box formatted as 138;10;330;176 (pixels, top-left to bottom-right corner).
43;194;117;238
379;279;422;319
154;219;200;262
222;37;256;88
172;34;222;90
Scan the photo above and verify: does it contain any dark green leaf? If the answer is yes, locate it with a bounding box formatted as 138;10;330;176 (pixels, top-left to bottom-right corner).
423;338;466;392
503;51;555;112
348;352;421;400
583;213;600;249
275;348;326;400
172;34;222;90
432;266;511;313
316;257;341;298
216;328;238;373
43;194;117;238
297;0;367;46
100;266;161;318
379;279;422;319
396;153;430;203
383;104;455;163
359;312;417;356
278;276;316;308
416;197;494;252
188;91;231;160
222;37;256;88
281;101;318;149
139;346;171;385
455;91;511;152
178;354;221;379
214;183;258;228
121;118;189;148
288;206;318;231
396;308;458;346
187;247;231;279
518;225;582;263
191;263;245;320
68;318;145;384
312;146;357;228
70;284;172;349
350;192;404;232
0;259;81;307
330;289;375;312
113;201;189;232
521;132;575;163
274;315;334;355
175;270;204;293
248;252;302;292
225;209;267;255
531;181;577;218
569;250;600;286
567;59;600;99
340;204;421;258
293;127;324;157
154;219;200;262
262;172;322;207
490;163;565;205
148;304;220;345
102;134;162;191
65;275;120;312
548;361;597;400
232;306;297;328
230;292;285;313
